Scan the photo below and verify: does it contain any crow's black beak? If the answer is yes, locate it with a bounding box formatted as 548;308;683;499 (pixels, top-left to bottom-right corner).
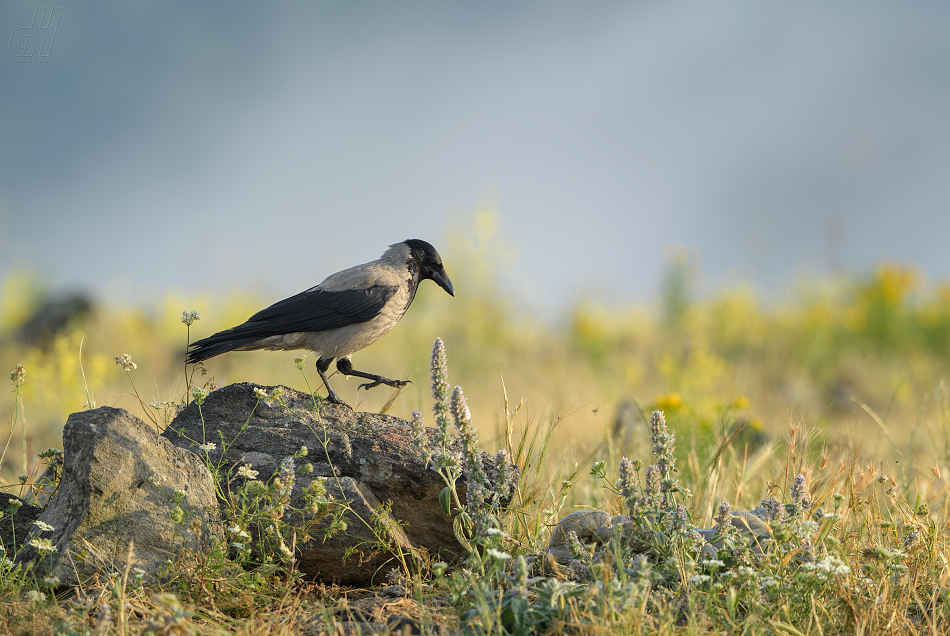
431;269;455;297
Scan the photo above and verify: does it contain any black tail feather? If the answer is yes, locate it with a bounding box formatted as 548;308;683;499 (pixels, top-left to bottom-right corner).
186;332;261;364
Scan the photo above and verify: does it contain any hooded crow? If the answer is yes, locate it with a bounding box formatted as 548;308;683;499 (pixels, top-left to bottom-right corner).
186;239;454;406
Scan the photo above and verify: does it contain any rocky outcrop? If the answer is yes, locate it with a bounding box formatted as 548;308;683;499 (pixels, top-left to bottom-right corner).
15;407;221;586
161;383;467;584
11;382;503;587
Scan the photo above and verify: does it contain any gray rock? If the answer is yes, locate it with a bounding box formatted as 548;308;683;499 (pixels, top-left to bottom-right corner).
15;407;221;586
17;293;94;348
547;510;614;565
160;383;468;582
297;476;417;586
0;493;42;555
697;510;772;558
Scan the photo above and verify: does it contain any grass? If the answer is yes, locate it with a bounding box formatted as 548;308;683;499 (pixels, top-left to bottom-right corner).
2;222;950;634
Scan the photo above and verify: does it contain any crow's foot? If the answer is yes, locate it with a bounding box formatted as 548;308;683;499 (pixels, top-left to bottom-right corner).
358;378;412;391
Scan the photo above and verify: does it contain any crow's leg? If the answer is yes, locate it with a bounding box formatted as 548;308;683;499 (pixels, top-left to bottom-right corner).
316;357;349;406
336;358;412;392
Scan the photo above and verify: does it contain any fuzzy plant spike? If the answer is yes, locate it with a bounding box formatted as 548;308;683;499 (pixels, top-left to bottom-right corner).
431;338;451;448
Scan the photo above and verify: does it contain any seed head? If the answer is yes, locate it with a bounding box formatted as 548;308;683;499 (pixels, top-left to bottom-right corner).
115;354;137;372
10;364;25;384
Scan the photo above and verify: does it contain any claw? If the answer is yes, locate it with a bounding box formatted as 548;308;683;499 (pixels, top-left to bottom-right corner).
322;390;352;409
358;379;412;392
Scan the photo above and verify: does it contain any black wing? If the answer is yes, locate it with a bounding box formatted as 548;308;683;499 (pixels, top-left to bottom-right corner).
186;285;397;363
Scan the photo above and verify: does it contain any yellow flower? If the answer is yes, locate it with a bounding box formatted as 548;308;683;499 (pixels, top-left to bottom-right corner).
655;393;683;412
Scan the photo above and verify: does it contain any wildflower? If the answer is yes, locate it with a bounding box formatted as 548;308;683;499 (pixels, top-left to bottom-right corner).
451;386;492;531
42;576;60;586
760;575;780;589
173;489;187;499
410;410;429;458
114;354;137;371
688;574;711;585
294;355;307;370
430;338;451;446
903;528;921;549
649;410;675;475
272;456;296;516
701;559;725;570
228;525;251;540
191;386;210;404
33;520;55;532
28;537;57;555
617;456;637;503
198;443;216;453
567;531;591;562
791;474;813;512
149;401;173;409
798;539;816;562
296;446;308;457
669;504;691;534
24;590;46;603
714;501;733;528
760;495;784;522
17;474;28;484
181;310;201;326
7;498;23;510
641;464;663;509
10;364;26;384
279;542;293;559
132;568;146;580
492;449;517;499
486;548;511;560
254;386;284;407
237;464;259;479
246;480;266;495
170;507;185;523
801;555;851;580
231;542;245;550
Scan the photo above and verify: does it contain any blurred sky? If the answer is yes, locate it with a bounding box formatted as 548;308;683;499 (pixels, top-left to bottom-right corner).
2;2;950;312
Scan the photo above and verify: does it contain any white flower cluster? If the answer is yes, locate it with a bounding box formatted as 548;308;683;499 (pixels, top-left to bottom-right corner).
114;353;137;371
800;555;851;580
237;464;259;479
181;310;201;326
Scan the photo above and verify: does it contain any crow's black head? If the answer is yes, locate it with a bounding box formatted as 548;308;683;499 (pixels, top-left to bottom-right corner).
404;239;454;297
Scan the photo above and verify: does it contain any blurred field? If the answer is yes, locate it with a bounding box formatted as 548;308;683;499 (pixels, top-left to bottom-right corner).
3;219;950;526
